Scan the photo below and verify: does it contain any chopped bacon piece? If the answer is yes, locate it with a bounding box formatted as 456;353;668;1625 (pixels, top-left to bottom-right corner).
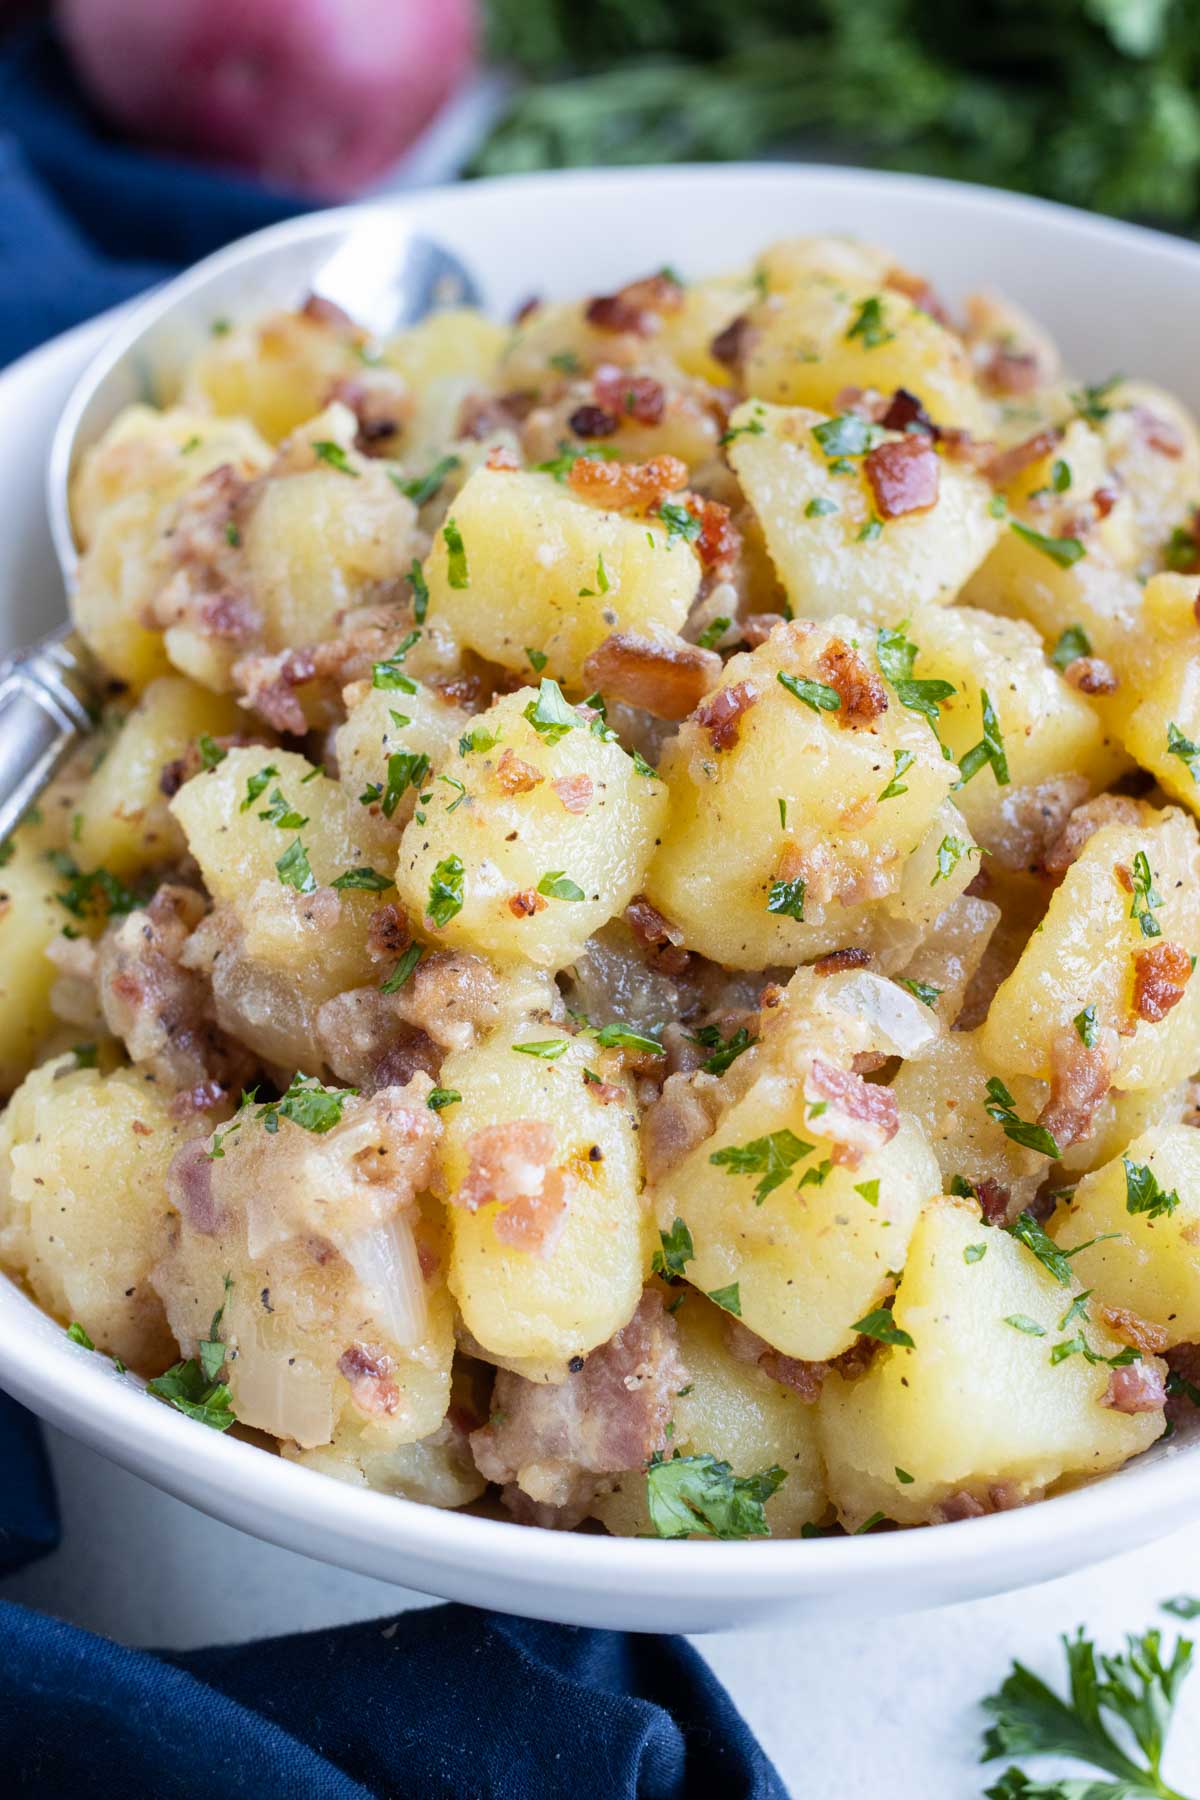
974;1178;1012;1226
884;266;952;327
495;748;544;794
569;404;618;439
864;437;940;519
584;1073;626;1106
1038;1024;1116;1150
338;1343;400;1416
454;1120;567;1256
1132;941;1193;1023
931;1491;988;1523
1063;655;1117;696
710;313;759;371
816;638;888;725
981;348;1042;396
1103;1361;1166;1415
804;1058;899;1164
740;612;786;648
986;428;1063;488
567;452;687;513
625;894;690;976
233;646;317;735
512;295;540;325
642;1073;719;1182
1097;1305;1170;1357
1092;485;1119;520
366;903;411;961
1134;406;1185;459
593;365;667;426
486;444;520;471
683;495;740;572
457;390;538;441
300;292;357;331
508;890;548;919
327;375;408;450
584;294;646;335
1042;795;1147;877
169;1137;225;1236
582;631;720;721
552;774;594;815
695;679;758;751
812;948;873;976
725;1320;828;1402
880;387;938;437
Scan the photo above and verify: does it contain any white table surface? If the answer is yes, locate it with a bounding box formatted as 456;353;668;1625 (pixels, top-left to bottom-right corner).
4;1429;1199;1797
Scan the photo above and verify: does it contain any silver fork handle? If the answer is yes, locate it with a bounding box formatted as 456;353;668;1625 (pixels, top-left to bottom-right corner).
0;628;96;845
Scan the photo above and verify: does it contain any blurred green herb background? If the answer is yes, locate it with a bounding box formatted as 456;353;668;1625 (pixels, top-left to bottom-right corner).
475;0;1200;231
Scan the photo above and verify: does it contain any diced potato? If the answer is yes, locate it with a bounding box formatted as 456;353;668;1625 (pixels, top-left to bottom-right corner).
396;685;668;972
991;419;1138;572
907;605;1127;863
420;466;700;682
756;236;894;295
384;308;507;456
743;277;991;435
653;1066;939;1360
1098;382;1200;566
439;1021;652;1370
0;841;71;1094
76;677;245;879
727;403;999;623
656;272;760;384
592;1290;829;1539
70;403;271;551
1104;574;1200;819
1052;1123;1200;1344
0;1057;210;1369
335;678;471;862
285;1412;485;1507
1057;1081;1188;1178
961;522;1143;666
894;892;1000;1027
981;804;1200;1091
890;1028;1051;1216
182;308;368;442
643;619;968;969
818;1197;1165;1528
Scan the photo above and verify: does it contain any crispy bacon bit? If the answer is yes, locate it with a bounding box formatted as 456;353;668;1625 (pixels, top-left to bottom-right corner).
726;1320;829;1402
864;436;940;519
454;1120;567;1256
740;612;786;648
233;646;318;735
804;1058;899;1164
1135;406;1185;459
170;1080;226;1119
495;748;544;794
880;387;938;437
486;444;520;471
1038;1024;1116;1150
1097;1305;1170;1357
1042;795;1147;877
684;495;740;572
508;890;547;919
431;670;485;710
301;292;356;331
1092;485;1119;520
1103;1361;1166;1415
931;1491;988;1523
812;948;873;976
695;679;758;751
569;403;618;439
593;366;667;427
585;272;683;339
816;638;888;726
1063;655;1118;696
327;375;408;450
1132;941;1193;1023
982;347;1042;396
976;1178;1012;1226
131;1118;153;1137
710;313;759;372
338;1342;400;1417
169;1137;224;1236
367;904;411;961
512;295;540;325
582;631;720;721
625;894;690;976
884;266;951;327
552;774;594;815
986;428;1063;488
457;389;537;440
566;452;687;513
159;730;260;796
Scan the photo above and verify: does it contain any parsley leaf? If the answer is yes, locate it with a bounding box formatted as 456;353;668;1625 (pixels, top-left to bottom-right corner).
1074;1004;1099;1048
589;1021;664;1055
443;518;469;588
427;1087;461;1111
812;414;884;458
686;1023;757;1075
275;839;316;893
537;870;586;902
706;1283;742;1316
148;1276;236;1430
372;632;421;692
512;1038;570;1059
330;867;394;892
1009;520;1086;568
409;558;430;624
879;748;915;801
646;1450;785;1540
196;733;227;770
875;624;956;747
381;751;430;817
1124;1157;1180;1221
777;669;841;713
957;689;1010;786
381;942;422;993
697;615;731;650
657;501;702;547
525;646;548;673
257;787;309;830
523;677;579;744
395;453;460;507
845;294;895;348
66;1321;95;1349
427;855;465;927
766;876;806;920
851;1306;915;1349
1130;850;1164;939
709;1128;813;1205
652;1217;694;1280
52;860;140;922
1050;624;1092;670
805;496;839;518
258;1074;355;1136
931;833;978;885
1166;722;1200;785
986;1080;1061;1159
311;439;358;476
898;977;942;1008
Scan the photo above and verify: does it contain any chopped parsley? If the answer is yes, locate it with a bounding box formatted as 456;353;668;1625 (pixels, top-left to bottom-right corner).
855;1179;881;1207
589;1021;664;1055
930;834;978;885
1070;374;1123;424
1005;1209;1118;1287
380;751;431;818
985;1080;1060;1159
1123;1157;1180;1220
512;1038;569;1059
631;748;659;778
846;294;895;348
811;414;884;459
857;517;883;544
260;1075;356;1136
878;749;915;801
443;518;469;588
652;1217;694;1280
1050;624;1092;670
805;496;839;518
964;1243;988;1264
1073;1004;1099;1048
196;733;227;770
372;631;421;692
697;615;731;650
1166;721;1200;785
579;552;611;597
395;453;460;507
709;1128;813;1205
956;689;1010;786
257;788;309;830
1005;1314;1047;1337
459;725;501;757
311;439;358;476
766;876;806;920
1129;849;1164;939
706;1283;742;1317
275;840;316;893
523;677;579;743
427;855;465;927
875;624;956;749
381;942;423;993
1165;522;1200;572
898;978;941;1008
427;1088;462;1111
525;646;548;673
851;1306;915;1349
718;415;765;446
240;765;279;812
1009;519;1085;568
330;867;394;892
66;1321;95;1349
409;559;430;624
657;502;703;548
645;1450;785;1540
52;859;140;923
686;1023;757;1075
71;1043;98;1069
537;870;586;902
778;669;841;713
148;1276;236;1430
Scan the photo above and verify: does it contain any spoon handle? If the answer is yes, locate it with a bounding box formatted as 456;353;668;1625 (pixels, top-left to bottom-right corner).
0;628;97;845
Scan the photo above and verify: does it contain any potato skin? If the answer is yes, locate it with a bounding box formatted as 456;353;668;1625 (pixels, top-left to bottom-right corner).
396;685;668;972
818;1198;1165;1529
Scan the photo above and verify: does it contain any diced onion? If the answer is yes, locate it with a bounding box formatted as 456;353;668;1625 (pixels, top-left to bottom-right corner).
231;1345;334;1448
340;1213;428;1349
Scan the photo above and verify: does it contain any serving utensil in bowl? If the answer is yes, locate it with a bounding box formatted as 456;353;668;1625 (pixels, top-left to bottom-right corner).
0;226;480;845
2;165;1200;1630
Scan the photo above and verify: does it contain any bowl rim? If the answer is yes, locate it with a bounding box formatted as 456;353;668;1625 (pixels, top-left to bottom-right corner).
6;158;1200;1608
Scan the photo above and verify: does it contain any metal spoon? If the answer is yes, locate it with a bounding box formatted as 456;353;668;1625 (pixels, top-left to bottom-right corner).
0;211;482;843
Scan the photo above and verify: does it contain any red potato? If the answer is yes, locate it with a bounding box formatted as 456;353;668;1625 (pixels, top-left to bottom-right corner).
56;0;477;197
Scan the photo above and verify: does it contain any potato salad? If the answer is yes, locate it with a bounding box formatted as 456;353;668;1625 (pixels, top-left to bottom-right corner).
4;237;1200;1541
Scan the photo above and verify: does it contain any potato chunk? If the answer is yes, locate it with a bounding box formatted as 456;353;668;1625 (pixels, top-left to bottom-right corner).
1051;1124;1200;1345
727;403;998;624
643;619;969;969
0;841;71;1093
906;605;1126;864
335;678;471;862
421;466;700;682
981;804;1200;1092
1104;574;1200;820
76;677;245;879
654;1068;938;1361
592;1290;829;1539
182;307;370;443
0;1058;211;1369
438;1021;651;1372
396;684;668;972
818;1198;1165;1529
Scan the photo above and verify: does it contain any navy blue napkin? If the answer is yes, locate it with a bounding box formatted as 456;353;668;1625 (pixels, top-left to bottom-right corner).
0;28;789;1799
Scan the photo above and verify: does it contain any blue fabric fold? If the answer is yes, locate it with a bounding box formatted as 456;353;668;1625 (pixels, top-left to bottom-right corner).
0;29;790;1799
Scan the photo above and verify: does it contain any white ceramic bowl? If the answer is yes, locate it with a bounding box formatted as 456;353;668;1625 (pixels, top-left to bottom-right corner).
2;165;1199;1633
